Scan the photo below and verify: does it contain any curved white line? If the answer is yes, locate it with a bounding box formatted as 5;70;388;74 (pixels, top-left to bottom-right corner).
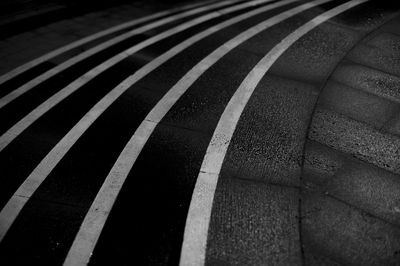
0;0;240;110
0;0;283;246
0;0;249;152
0;0;217;86
63;0;336;265
181;0;369;265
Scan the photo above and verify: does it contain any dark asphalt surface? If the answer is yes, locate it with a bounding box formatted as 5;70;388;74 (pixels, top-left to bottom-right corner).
1;0;400;265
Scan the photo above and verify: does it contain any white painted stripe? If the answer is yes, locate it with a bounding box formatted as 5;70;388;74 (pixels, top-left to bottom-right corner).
63;0;337;265
0;0;217;86
0;0;273;153
181;0;369;265
0;0;240;110
0;0;284;246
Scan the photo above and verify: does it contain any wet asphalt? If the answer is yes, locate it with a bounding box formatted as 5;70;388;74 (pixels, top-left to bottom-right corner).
1;0;400;265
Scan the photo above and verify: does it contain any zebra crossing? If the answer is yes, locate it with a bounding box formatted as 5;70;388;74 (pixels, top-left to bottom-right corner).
0;0;400;265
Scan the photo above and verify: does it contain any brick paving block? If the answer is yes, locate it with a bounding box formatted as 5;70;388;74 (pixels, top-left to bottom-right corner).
80;18;106;29
384;112;400;136
71;16;87;23
2;59;27;72
0;47;48;73
332;63;400;103
80;13;98;20
5;37;29;51
303;251;343;266
318;79;400;128
0;50;11;60
367;32;400;52
303;140;345;189
46;22;66;32
33;26;54;35
381;15;400;35
309;107;400;175
269;21;361;84
304;140;400;226
302;191;400;266
0;41;10;49
14;48;46;62
40;31;69;42
222;74;317;187
329;4;399;33
53;20;74;30
5;51;31;62
347;42;400;77
90;18;113;28
11;31;36;43
327;161;400;226
206;177;301;266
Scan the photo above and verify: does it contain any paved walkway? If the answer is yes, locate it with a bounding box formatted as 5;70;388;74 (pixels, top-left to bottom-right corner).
1;0;400;265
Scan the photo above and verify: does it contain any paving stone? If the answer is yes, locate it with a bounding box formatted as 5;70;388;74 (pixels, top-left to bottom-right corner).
303;252;342;266
7;32;34;44
347;41;400;78
269;21;361;84
381;16;400;35
318;80;400;128
206;178;301;266
303;140;345;188
367;32;400;52
222;74;317;187
332;63;400;103
0;198;86;265
302;191;400;266
34;26;53;35
304;140;400;226
384;112;400;136
328;2;400;33
309;107;400;175
3;39;27;53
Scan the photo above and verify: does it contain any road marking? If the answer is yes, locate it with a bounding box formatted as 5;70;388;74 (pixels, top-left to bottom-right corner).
0;0;285;246
63;0;339;265
0;0;264;152
181;0;369;265
0;0;217;86
0;0;241;110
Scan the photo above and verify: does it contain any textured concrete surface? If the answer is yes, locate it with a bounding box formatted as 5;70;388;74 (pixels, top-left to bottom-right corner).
332;63;400;103
303;9;400;265
348;40;400;78
319;80;400;128
206;178;301;266
222;74;317;186
304;140;400;226
302;192;400;266
309;108;400;174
